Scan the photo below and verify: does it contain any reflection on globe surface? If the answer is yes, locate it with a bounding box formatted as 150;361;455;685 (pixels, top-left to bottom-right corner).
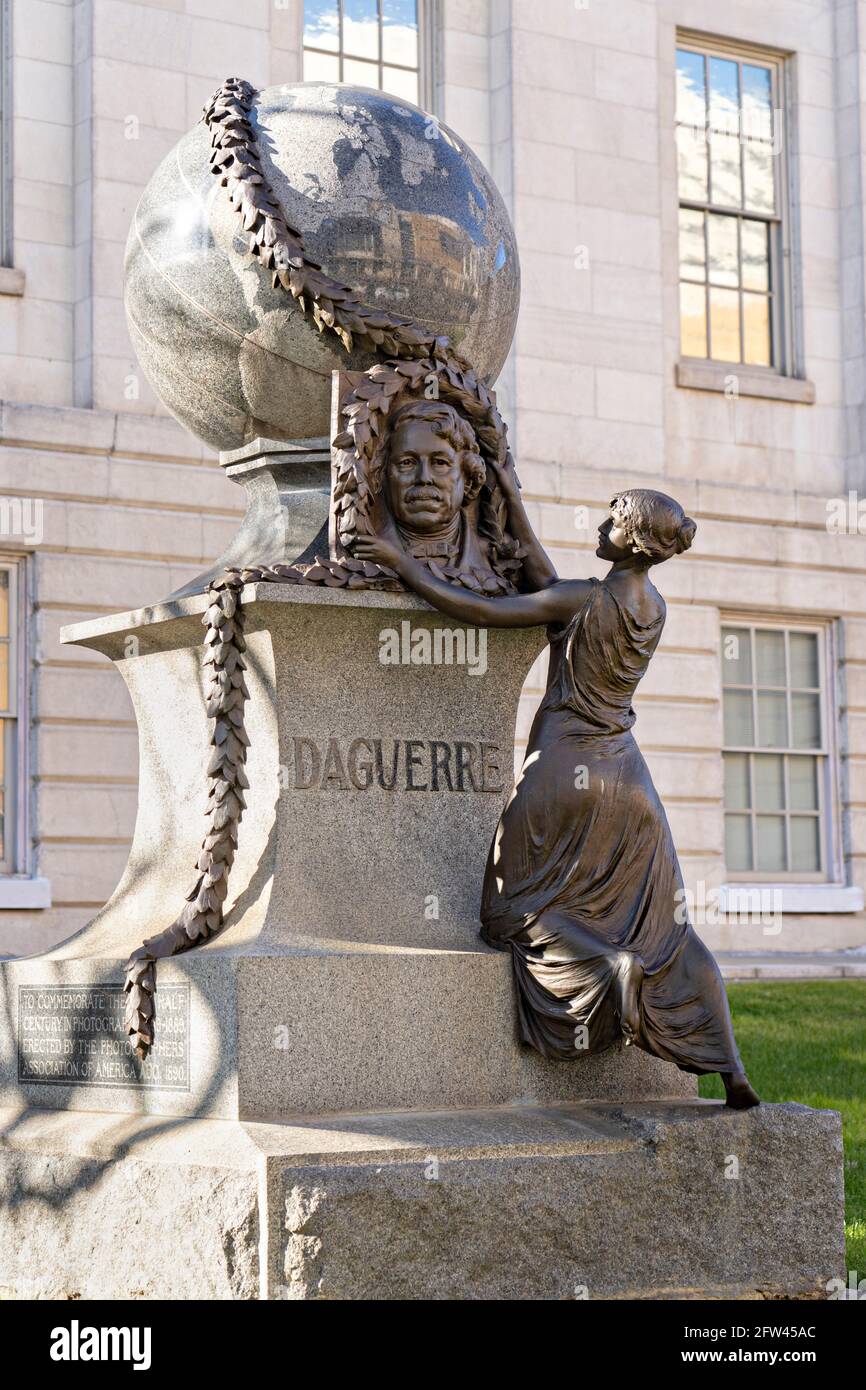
124;82;521;453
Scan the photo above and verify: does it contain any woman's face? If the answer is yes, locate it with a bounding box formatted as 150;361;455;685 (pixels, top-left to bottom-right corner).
596;514;633;560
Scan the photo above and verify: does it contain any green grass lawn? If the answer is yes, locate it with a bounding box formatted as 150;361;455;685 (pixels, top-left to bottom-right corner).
698;980;866;1275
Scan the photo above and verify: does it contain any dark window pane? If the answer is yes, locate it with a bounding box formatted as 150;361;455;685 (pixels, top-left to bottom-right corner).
757;691;787;748
725;814;753;871
382;0;418;67
741;219;769;292
679;208;705;281
304;0;339;51
743;293;771;366
0;725;5;863
789;757;818;811
710;131;742;207
742;64;773;143
679;282;707;357
344;0;379;59
709;286;740;361
709;57;740;132
383;66;418;102
724;690;754;745
676;49;706;125
722;627;752;684
677;124;708;201
789;632;819;688
754;753;784;811
724;752;751;810
343;56;380;87
707;213;738;287
755;629;786;686
304;50;340;81
790;816;820;872
756;815;786;872
744;140;775;213
791;693;821;749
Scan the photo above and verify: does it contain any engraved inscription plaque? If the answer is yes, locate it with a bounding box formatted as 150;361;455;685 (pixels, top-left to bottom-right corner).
17;983;190;1091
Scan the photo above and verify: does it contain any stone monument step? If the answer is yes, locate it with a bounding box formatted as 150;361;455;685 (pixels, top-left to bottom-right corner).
0;1098;843;1300
1;947;697;1122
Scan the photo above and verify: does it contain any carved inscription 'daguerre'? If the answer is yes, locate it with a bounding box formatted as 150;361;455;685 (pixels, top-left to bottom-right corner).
290;736;505;794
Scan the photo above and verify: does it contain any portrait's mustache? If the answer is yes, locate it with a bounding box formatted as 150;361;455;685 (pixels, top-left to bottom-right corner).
406;486;444;502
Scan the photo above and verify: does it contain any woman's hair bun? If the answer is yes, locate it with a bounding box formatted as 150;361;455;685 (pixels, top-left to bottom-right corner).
676;515;697;553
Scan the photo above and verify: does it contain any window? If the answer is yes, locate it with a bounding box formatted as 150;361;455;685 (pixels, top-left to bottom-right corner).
0;0;11;266
721;623;833;880
0;558;25;874
303;1;424;106
676;37;788;372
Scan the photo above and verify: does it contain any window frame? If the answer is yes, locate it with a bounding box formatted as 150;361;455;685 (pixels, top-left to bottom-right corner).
720;615;841;885
0;0;12;267
0;555;30;878
675;30;795;379
302;0;434;110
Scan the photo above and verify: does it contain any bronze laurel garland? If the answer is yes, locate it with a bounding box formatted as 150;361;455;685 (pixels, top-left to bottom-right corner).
123;78;524;1055
124;574;248;1056
203;77;452;362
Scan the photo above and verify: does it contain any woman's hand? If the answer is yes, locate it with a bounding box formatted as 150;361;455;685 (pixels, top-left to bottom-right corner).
487;448;520;498
351;529;405;572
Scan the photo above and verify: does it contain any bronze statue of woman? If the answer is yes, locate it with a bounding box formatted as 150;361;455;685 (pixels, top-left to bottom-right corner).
355;450;759;1109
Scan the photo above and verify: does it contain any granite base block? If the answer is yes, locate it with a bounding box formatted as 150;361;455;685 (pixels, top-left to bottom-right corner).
0;946;696;1121
0;1099;844;1301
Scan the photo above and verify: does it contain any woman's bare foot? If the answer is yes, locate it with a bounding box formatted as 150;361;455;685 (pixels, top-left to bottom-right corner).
614;951;644;1045
723;1069;760;1109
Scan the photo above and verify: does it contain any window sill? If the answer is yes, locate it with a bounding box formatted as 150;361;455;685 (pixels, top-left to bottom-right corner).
0;266;25;297
0;877;51;909
676;360;816;404
719;883;863;915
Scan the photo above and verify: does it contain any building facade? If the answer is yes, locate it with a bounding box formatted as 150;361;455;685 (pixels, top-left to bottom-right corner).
1;0;865;957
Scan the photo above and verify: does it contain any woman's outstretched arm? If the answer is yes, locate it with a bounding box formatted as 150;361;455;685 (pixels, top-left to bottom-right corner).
353;532;592;628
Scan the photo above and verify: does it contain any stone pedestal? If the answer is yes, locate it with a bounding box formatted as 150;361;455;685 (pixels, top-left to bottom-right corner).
0;585;687;1119
169;437;331;599
0;585;847;1299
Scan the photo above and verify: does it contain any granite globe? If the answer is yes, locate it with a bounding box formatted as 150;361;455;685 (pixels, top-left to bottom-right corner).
124;82;521;454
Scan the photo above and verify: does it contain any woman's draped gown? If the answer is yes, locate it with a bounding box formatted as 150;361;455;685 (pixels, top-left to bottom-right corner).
481;577;743;1076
